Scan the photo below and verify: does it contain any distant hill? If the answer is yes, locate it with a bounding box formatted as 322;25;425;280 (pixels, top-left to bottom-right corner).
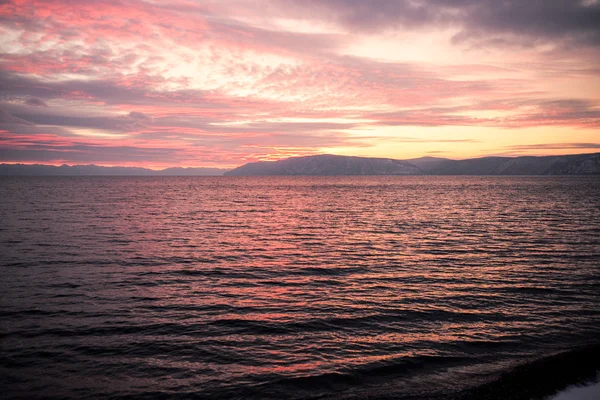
404;156;450;173
428;153;600;175
224;154;422;176
225;153;600;176
2;153;599;176
0;164;228;176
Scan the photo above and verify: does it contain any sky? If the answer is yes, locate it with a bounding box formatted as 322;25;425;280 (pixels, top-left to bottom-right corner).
0;0;599;168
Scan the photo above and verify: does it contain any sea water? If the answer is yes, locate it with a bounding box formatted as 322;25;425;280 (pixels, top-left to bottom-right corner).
1;176;599;399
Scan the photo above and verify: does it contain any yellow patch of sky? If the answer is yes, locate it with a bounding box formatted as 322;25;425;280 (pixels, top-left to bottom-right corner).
69;128;130;138
320;125;600;160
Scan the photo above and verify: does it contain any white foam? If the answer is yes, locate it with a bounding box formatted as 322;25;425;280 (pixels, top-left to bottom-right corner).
547;374;600;400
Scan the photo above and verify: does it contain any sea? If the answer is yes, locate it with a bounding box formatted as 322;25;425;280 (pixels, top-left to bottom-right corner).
1;176;599;400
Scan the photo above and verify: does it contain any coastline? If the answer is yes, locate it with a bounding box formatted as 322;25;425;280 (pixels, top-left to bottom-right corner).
449;343;600;400
335;344;600;400
548;377;600;400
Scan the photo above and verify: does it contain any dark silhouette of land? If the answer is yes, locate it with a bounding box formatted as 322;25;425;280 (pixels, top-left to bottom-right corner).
2;152;599;176
0;164;227;176
225;153;600;176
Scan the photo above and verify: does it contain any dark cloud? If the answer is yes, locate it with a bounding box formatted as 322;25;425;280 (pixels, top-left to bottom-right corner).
0;123;74;136
128;111;152;121
0;109;35;125
278;0;600;47
9;112;148;132
0;71;211;108
0;70;252;114
1;100;158;135
25;97;48;107
279;0;444;32
0;145;183;163
0;70;148;104
456;0;600;46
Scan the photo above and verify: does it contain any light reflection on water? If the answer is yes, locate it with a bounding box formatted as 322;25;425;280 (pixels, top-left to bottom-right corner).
1;176;599;399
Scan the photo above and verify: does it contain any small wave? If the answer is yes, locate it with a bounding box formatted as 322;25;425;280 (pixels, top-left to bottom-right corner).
259;354;472;397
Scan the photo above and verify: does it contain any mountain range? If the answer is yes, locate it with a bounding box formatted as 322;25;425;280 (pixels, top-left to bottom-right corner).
225;153;600;176
2;152;599;176
225;154;422;176
0;164;227;176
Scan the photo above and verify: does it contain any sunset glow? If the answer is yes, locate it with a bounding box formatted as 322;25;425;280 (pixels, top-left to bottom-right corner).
1;0;599;168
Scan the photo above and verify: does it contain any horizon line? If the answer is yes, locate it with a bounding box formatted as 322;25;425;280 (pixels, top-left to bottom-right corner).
2;151;600;171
